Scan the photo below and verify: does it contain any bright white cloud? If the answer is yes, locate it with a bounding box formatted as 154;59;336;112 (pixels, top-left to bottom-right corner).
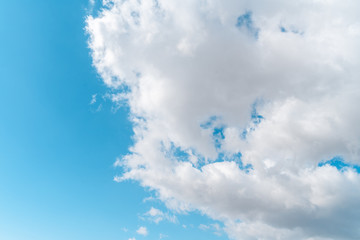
86;0;360;239
136;226;148;236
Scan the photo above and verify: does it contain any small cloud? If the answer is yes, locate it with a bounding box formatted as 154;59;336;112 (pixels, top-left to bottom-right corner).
199;224;210;231
90;94;97;104
122;227;128;232
137;226;148;236
144;207;177;224
142;196;155;203
113;176;123;182
89;93;102;112
128;238;136;240
199;223;224;236
147;207;164;217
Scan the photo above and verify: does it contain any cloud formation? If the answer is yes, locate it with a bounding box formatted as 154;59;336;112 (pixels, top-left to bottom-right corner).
86;0;360;239
136;226;148;236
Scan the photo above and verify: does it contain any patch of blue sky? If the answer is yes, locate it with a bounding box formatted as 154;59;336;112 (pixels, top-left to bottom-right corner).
160;141;206;168
87;0;107;17
213;152;253;173
200;115;220;129
200;115;226;150
198;107;259;171
213;125;226;149
250;101;264;125
318;156;360;173
117;82;133;95
162;141;191;162
280;26;287;33
241;100;264;140
230;153;252;172
162;139;252;173
213;126;225;139
200;115;227;148
279;25;304;35
236;11;259;39
102;0;115;9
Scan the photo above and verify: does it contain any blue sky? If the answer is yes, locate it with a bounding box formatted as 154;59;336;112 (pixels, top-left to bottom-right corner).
0;1;227;239
2;1;360;240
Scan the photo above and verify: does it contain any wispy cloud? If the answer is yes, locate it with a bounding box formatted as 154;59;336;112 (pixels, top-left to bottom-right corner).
144;207;177;224
199;223;223;236
90;94;97;105
85;0;96;15
159;233;168;239
198;224;210;231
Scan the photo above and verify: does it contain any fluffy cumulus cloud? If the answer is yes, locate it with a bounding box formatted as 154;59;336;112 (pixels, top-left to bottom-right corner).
86;0;360;239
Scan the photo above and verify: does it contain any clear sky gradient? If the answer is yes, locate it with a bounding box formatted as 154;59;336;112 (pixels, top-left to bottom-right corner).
0;1;226;239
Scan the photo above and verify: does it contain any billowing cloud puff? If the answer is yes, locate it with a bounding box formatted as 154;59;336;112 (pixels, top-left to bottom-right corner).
86;0;360;239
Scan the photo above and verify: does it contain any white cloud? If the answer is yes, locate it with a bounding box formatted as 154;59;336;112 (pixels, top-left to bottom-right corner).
128;238;136;240
90;94;97;105
136;226;148;236
144;207;177;224
86;0;360;239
